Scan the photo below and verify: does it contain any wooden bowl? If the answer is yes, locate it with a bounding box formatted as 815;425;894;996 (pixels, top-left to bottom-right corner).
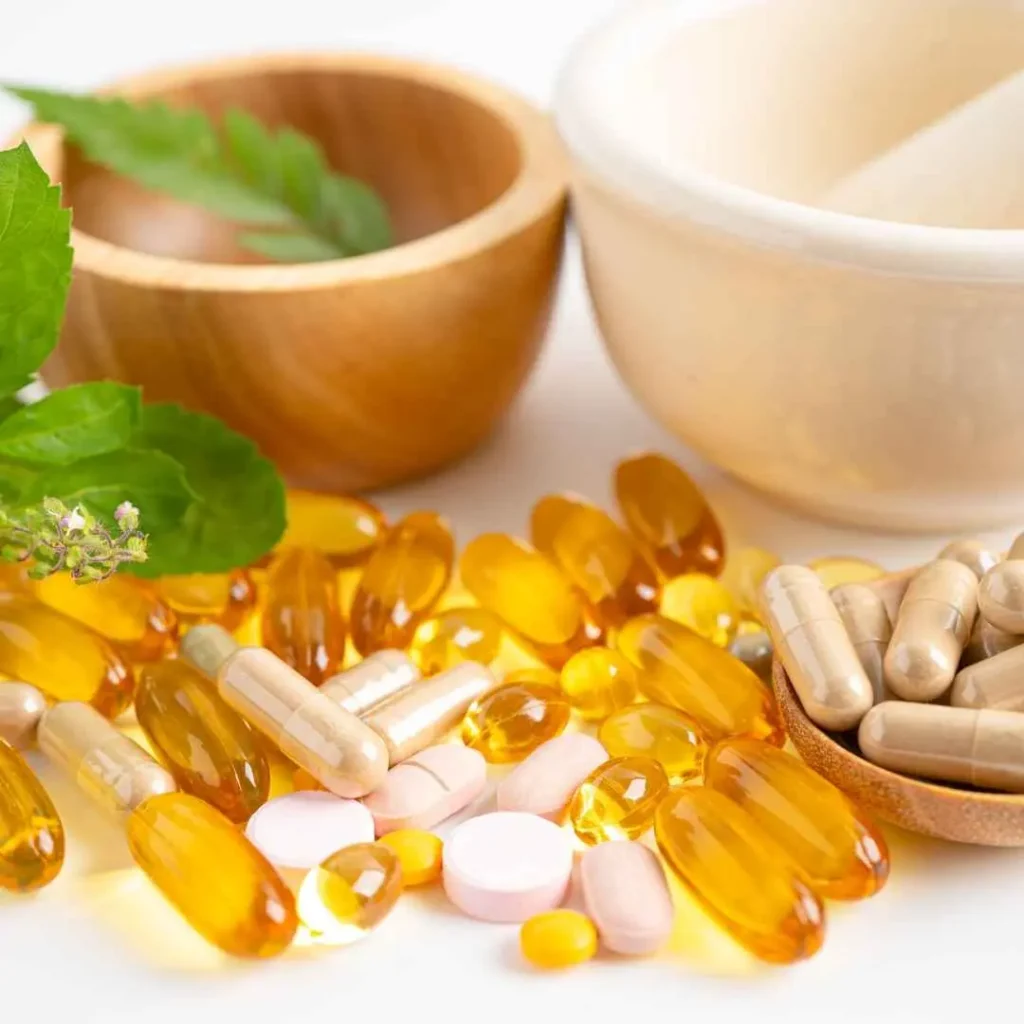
18;53;568;492
773;660;1024;846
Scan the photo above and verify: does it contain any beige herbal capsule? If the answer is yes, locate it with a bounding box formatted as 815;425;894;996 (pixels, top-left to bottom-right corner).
937;540;1000;581
0;682;47;747
862;567;915;625
978;532;1024;635
961;617;1022;667
320;652;420;717
181;626;388;799
951;644;1024;713
883;560;978;703
37;702;177;816
362;661;496;763
858;702;1024;793
761;566;873;731
830;584;892;704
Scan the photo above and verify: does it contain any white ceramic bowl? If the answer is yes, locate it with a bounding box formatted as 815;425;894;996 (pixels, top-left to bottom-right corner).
555;0;1024;532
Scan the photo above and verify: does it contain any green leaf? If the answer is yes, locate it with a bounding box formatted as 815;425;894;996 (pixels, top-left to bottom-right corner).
0;460;37;502
0;142;72;394
237;231;347;263
130;403;285;577
0;382;141;465
0;396;23;423
8;87;393;263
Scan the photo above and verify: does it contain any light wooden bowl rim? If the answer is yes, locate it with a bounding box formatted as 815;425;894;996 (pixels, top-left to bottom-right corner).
13;51;568;293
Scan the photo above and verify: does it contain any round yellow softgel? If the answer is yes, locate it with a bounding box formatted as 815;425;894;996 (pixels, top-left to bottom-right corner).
379;829;443;886
520;909;598;969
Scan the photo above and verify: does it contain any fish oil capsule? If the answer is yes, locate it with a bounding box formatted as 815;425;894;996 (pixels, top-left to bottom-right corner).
659;573;738;647
378;829;444;886
721;547;781;622
350;511;454;655
297;841;402;945
460;533;604;668
127;792;297;958
599;703;707;784
617;614;783;743
705;739;889;900
278;490;386;567
615;452;725;578
181;625;388;798
0;595;133;718
884;559;978;702
655;788;824;963
462;680;570;763
559;647;637;721
31;573;177;661
320;651;420;717
978;532;1024;634
830;583;893;704
410;607;504;675
0;739;64;892
0;681;46;747
952;644;1024;713
135;659;270;823
156;570;256;631
520;909;598;969
530;493;660;628
859;702;1024;792
808;556;885;590
38;702;177;815
365;662;496;763
262;547;346;686
728;630;774;685
761;567;874;731
569;756;669;845
938;539;1000;580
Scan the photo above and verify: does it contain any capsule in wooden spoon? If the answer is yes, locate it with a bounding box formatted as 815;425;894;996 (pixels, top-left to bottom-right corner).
830;583;893;704
979;533;1024;635
951;644;1024;713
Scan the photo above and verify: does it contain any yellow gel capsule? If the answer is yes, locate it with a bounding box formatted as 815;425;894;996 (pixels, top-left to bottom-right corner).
350;512;454;656
460;533;604;668
298;842;403;944
126;792;297;958
704;739;889;901
262;547;346;686
462;681;571;763
655;788;825;964
135;660;271;824
0;739;64;893
0;562;30;595
410;607;504;675
614;453;725;578
720;547;781;621
278;490;386;568
809;556;885;590
559;648;637;721
0;595;133;717
378;829;443;886
32;573;178;662
531;494;660;628
156;571;256;632
570;756;669;845
659;573;738;647
520;909;598;969
598;703;707;784
617;614;783;744
504;667;560;686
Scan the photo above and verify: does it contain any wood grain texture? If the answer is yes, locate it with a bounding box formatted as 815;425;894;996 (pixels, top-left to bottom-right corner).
15;53;568;492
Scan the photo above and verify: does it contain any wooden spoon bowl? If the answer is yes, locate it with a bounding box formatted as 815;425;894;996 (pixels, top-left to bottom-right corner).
774;659;1024;846
15;53;568;492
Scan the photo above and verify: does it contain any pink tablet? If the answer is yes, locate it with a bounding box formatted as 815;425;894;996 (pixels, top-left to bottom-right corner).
443;812;574;922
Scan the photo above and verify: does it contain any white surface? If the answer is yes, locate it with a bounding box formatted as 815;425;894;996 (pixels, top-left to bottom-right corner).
1;1;1022;1021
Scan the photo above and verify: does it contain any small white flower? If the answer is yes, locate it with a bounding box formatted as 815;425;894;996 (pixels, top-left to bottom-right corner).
114;501;138;523
60;508;87;532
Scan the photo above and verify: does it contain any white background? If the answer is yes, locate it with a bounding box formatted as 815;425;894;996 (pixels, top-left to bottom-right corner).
1;2;1021;1021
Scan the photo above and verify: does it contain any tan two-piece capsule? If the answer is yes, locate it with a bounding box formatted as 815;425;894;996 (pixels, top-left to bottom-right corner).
951;643;1024;713
38;702;177;815
884;560;978;702
859;702;1024;793
979;532;1024;635
181;626;388;799
938;540;1000;581
962;617;1023;667
362;661;496;763
830;584;892;704
761;566;873;730
320;651;420;716
0;682;47;747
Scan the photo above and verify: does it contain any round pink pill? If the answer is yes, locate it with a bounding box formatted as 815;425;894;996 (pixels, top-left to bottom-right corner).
443;811;574;922
245;791;375;870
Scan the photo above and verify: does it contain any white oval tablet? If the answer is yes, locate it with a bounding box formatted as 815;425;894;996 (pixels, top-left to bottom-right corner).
245;791;374;870
442;811;573;922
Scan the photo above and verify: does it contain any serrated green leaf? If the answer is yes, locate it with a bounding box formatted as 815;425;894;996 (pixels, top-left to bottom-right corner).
130;403;285;576
0;382;141;465
8;87;393;263
0;142;72;394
